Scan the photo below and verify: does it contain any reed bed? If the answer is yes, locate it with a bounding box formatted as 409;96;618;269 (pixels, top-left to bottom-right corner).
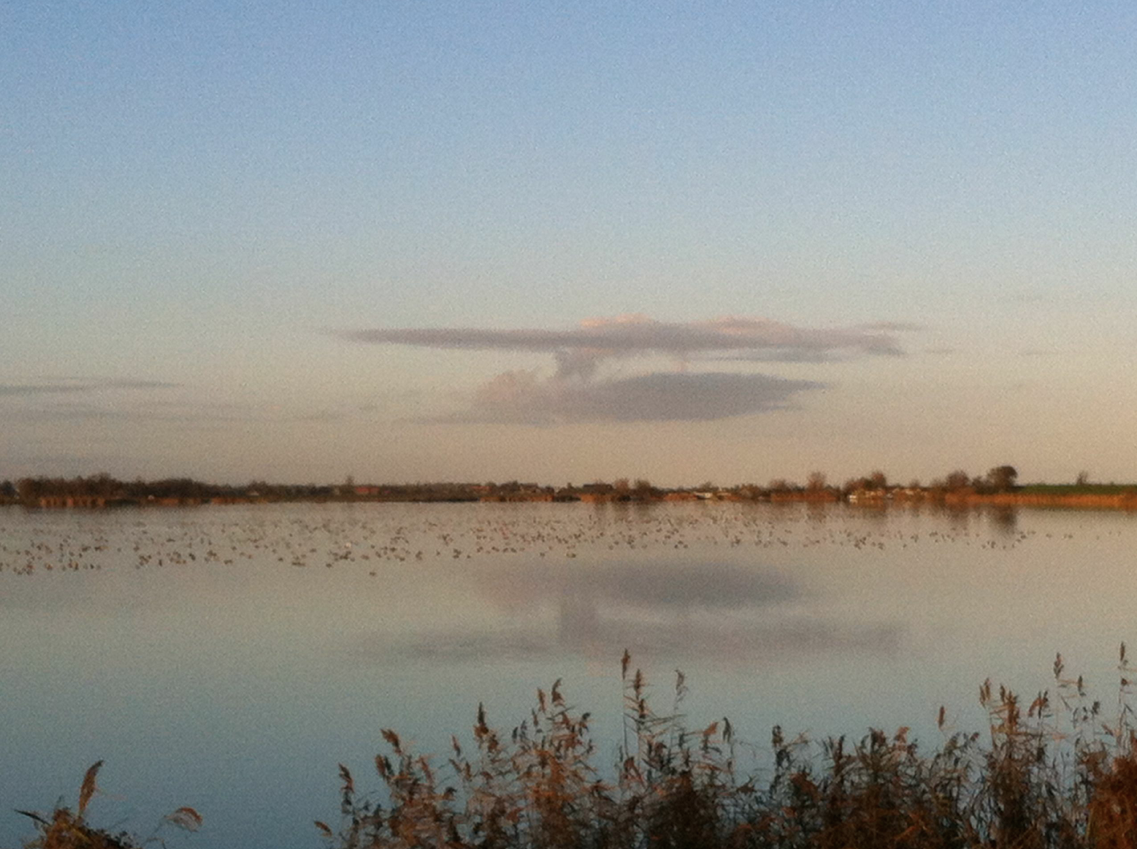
15;761;201;849
17;649;1137;849
315;648;1137;849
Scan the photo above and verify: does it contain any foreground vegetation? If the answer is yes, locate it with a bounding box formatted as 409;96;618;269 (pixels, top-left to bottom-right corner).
15;761;201;849
21;650;1137;849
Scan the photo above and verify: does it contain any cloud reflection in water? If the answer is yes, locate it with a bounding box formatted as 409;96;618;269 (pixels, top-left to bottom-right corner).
356;559;901;664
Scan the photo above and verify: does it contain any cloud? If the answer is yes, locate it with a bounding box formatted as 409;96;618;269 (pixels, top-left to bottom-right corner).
8;405;345;426
704;350;845;364
0;379;180;397
3;392;347;426
4;405;133;422
102;379;182;390
855;321;924;332
0;384;90;397
6;407;342;425
336;314;910;424
433;370;823;424
336;314;908;371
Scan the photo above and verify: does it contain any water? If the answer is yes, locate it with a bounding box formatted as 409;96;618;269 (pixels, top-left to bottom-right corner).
2;501;1135;848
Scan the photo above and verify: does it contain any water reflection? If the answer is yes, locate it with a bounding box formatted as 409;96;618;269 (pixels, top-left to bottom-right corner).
7;501;1137;849
483;560;799;612
989;506;1019;536
358;558;902;662
391;617;902;661
944;503;972;531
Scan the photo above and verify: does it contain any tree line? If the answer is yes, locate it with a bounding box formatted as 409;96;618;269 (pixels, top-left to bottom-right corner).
0;464;1075;508
1;473;335;505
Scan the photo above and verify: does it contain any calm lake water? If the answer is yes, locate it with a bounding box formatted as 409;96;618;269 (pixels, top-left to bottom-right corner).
3;500;1136;848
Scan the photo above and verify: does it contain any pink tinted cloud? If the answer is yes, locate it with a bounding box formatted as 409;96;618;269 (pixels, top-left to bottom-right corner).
339;315;910;424
338;314;908;366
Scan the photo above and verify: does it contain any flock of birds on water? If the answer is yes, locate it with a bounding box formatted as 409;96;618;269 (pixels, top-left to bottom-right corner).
0;501;1116;578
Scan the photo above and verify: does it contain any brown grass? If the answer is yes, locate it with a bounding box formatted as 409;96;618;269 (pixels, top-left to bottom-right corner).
16;762;201;849
317;649;1137;849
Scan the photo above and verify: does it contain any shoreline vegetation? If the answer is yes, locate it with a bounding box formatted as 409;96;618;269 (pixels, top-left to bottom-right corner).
19;649;1137;849
3;467;1137;512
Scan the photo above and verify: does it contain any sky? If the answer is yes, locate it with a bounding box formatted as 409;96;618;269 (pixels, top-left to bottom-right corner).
3;0;1136;487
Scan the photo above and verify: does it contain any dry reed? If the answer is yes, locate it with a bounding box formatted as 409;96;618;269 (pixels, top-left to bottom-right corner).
16;760;201;849
317;649;1137;849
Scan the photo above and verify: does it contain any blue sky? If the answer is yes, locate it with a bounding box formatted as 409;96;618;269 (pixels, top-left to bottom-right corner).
3;1;1136;486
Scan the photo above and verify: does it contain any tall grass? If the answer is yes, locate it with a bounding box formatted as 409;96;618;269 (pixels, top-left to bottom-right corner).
16;761;201;849
17;650;1137;848
318;648;1137;849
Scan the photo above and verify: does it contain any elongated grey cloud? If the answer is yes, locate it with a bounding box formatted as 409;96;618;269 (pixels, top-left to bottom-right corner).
855;321;924;332
5;403;344;425
0;384;91;397
706;350;843;364
0;379;180;397
433;370;822;425
338;315;908;424
337;314;907;367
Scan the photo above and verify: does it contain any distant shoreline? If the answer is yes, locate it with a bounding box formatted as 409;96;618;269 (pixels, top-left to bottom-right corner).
5;486;1137;512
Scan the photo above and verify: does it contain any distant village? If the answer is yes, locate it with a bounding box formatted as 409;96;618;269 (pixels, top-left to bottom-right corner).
4;466;1136;510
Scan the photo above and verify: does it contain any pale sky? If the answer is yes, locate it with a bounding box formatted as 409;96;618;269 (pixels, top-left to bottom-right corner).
3;1;1136;487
